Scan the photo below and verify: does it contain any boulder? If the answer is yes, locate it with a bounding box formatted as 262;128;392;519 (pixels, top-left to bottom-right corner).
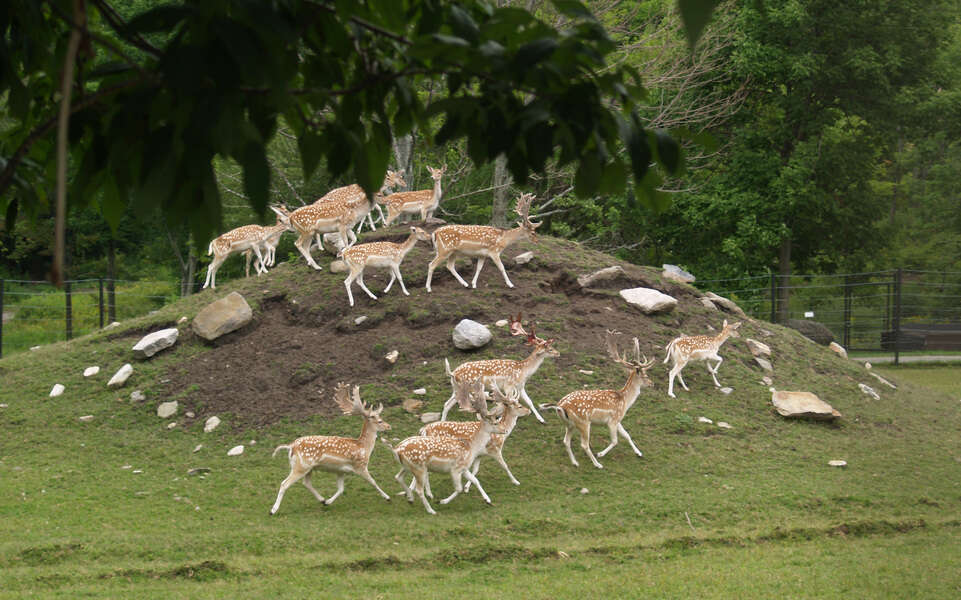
662;264;696;284
771;391;841;420
755;357;773;372
384;350;399;364
829;342;848;359
107;364;133;388
204;416;221;433
699;297;718;311
192;292;252;341
704;292;747;317
49;384;65;397
786;319;834;346
858;383;880;400
157;401;178;419
402;399;424;413
227;445;244;456
745;338;771;357
83;366;100;377
514;251;534;265
452;319;492;350
132;328;179;359
329;260;349;274
619;287;677;315
577;266;626;288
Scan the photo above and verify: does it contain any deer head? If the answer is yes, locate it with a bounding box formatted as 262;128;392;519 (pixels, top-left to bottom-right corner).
410;226;432;243
333;382;390;432
514;193;541;240
722;319;742;339
383;169;406;193
427;165;447;181
606;330;655;384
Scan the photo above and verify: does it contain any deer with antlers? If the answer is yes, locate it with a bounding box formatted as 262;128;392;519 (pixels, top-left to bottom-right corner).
269;383;391;515
379;165;446;226
440;313;558;424
425;192;540;292
540;331;655;469
339;226;432;306
663;319;741;398
384;381;505;515
203;206;291;290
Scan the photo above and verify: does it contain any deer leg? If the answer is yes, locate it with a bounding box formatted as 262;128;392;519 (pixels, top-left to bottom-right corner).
667;362;685;398
344;270;358;307
708;356;723;387
440;390;458;421
617;422;643;457
577;422;603;469
314;233;324;252
374;203;386;226
324;474;346;505
597;422;620;457
470;257;487;288
440;471;465;504
490;254;515;288
676;365;690;391
394;468;414;502
520;386;546;423
358;467;391;501
414;469;436;515
383;270;397;294
463;458;481;491
393;265;410;296
207;255;227;290
490;447;520;485
295;233;323;270
425;252;446;292
244;250;253;278
447;257;470;287
463;470;493;504
270;467;306;514
563;425;579;467
251;245;266;276
356;272;378;300
301;471;326;504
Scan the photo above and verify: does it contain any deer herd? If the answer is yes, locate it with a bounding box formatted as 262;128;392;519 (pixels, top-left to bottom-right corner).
200;165;742;515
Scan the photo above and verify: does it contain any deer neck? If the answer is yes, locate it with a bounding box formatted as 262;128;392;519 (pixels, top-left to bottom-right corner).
398;232;421;257
619;370;647;412
499;226;528;249
432;177;443;204
518;349;548;381
356;418;379;456
713;329;733;350
469;425;495;460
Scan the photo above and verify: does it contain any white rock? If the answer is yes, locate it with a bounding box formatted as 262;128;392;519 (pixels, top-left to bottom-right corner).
717;422;732;429
30;345;42;351
49;384;65;397
580;488;589;495
761;376;773;386
130;390;145;402
104;322;121;330
578;266;626;288
121;465;132;469
78;415;94;422
157;401;178;419
132;328;179;359
384;350;399;364
720;387;733;395
828;460;847;467
704;292;747;317
83;366;100;377
662;264;696;283
186;411;195;418
745;338;771;357
699;297;718;311
329;259;349;274
864;362;872;370
514;251;534;265
177;316;188;325
828;342;848;359
858;383;880;400
0;403;7;408
227;445;244;456
420;412;441;424
107;364;134;388
755;357;773;372
452;319;493;350
193;444;204;453
413;388;427;395
495;319;509;327
698;416;713;424
771;391;841;420
132;469;143;474
618;287;677;314
354;315;368;325
870;372;897;389
204;416;221;433
579;370;594;375
167;422;177;429
192;292;253;341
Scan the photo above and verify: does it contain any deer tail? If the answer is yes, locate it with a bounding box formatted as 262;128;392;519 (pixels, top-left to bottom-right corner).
272;444;292;459
663;339;677;363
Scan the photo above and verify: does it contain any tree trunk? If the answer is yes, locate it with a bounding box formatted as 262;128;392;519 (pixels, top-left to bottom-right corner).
491;154;512;227
107;237;116;323
776;236;791;323
392;134;414;192
182;250;197;296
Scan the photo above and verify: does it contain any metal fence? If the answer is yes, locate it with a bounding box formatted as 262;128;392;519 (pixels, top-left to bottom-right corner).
695;269;961;364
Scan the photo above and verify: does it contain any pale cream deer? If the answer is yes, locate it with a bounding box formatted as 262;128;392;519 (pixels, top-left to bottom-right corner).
203;206;291;289
540;331;655;469
385;381;504;515
425;193;540;292
379;165;446;226
663;319;741;398
440;313;558;424
269;383;391;514
339;226;431;307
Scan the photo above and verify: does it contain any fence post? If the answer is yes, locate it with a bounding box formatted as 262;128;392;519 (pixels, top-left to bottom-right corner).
770;273;777;324
98;278;104;329
65;280;73;341
893;268;902;366
843;275;851;349
107;278;116;323
0;279;4;359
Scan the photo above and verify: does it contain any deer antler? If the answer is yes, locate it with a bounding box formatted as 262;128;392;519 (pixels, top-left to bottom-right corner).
606;331;653;369
333;382;365;415
514;192;539;228
455;380;490;415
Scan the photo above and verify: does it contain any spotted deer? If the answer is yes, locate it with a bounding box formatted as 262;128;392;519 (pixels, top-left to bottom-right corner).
269;383;391;515
311;170;406;251
339;226;432;307
244;205;293;276
379;165;446;226
440;313;558;423
663;319;741;398
425;192;540;292
540;331;655;469
384;381;505;515
203;206;291;289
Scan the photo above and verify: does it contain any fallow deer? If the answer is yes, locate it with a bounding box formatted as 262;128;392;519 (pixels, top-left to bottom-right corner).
244;205;293;276
269;383;391;514
379;165;446;226
339;226;432;306
440;313;558;423
425;192;540;292
203;206;291;290
540;331;655;469
663;319;741;398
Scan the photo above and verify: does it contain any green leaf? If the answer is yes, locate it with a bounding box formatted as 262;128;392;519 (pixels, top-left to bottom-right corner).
297;131;324;181
101;178;125;232
449;5;480;42
598;159;627;195
677;0;722;47
574;152;602;197
241;142;270;215
654;129;681;174
625;117;651;183
551;0;594;20
514;38;559;69
433;34;471;48
355;121;391;198
126;4;191;34
4;198;18;231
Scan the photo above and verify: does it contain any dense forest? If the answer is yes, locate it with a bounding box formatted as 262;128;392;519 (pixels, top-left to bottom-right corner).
2;0;960;289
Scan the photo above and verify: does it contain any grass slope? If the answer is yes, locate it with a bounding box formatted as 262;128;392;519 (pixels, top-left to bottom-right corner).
2;232;960;598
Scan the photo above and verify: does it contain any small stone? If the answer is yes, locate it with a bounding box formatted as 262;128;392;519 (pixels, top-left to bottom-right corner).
870;372;897;389
354;315;368;325
495;319;509;327
83;366;100;377
858;383;880;400
121;465;132;469
107;364;134;388
402;399;424;413
132;328;179;359
420;412;441;424
579;370;594;375
578;266;626;288
167;422;177;429
864;362;872;370
188;468;211;476
745;339;771;357
0;404;7;408
698;416;713;424
755;357;773;372
413;388;427;395
157;401;178;419
720;387;733;395
699;297;718;311
514;251;534;265
329;259;349;274
104;321;121;330
249;440;256;445
227;445;244;456
828;342;848;359
186;411;195;418
78;415;94;422
30;345;41;351
662;264;696;283
132;469;143;474
828;460;847;468
580;488;589;495
384;350;399;364
130;390;145;402
178;316;188;324
761;376;773;386
49;384;65;398
452;319;493;350
204;416;221;433
717;422;732;429
193;444;204;453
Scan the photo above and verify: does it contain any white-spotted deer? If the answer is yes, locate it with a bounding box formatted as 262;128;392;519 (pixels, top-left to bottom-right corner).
385;381;504;515
269;383;391;514
379;165;446;226
244;205;293;276
425;192;540;291
663;319;741;398
440;313;558;423
339;226;432;306
540;331;655;468
203;206;291;289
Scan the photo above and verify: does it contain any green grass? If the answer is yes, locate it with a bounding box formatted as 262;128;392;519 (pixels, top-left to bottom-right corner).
875;364;961;397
